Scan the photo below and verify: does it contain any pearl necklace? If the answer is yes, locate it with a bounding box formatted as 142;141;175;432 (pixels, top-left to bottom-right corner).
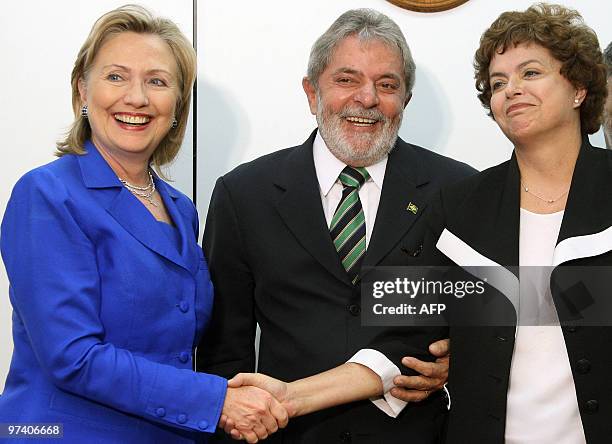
520;181;568;204
120;171;158;207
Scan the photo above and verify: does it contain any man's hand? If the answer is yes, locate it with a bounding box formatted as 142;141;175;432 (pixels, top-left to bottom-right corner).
390;338;449;402
220;384;289;443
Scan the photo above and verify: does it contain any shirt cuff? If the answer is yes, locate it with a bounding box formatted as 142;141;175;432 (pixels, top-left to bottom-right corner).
347;348;408;418
443;383;451;410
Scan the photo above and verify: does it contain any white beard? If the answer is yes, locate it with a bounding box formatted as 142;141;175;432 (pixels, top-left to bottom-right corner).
315;92;402;167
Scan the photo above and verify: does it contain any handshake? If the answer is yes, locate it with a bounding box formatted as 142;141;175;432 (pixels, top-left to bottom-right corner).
219;373;292;443
217;339;450;443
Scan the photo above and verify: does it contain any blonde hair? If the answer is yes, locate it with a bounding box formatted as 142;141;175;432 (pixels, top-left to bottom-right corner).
56;4;196;167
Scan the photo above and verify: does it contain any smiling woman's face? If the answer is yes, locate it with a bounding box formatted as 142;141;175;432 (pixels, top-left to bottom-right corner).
78;31;179;162
488;43;584;145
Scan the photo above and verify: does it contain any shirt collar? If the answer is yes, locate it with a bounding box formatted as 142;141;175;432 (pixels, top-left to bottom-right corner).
78;140;123;189
313;130;388;196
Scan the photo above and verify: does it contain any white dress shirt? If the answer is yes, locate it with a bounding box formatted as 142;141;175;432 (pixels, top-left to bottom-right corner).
312;132;407;417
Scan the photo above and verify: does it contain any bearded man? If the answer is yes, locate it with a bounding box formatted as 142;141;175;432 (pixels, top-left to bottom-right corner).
197;9;475;443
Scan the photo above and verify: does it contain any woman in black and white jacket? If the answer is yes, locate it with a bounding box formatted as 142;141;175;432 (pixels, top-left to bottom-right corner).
425;4;610;443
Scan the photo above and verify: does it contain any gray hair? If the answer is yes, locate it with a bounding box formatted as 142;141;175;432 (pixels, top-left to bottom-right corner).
307;8;415;96
605;41;612;76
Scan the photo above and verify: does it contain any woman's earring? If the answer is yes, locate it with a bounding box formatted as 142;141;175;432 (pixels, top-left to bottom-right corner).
81;104;88;119
171;118;178;129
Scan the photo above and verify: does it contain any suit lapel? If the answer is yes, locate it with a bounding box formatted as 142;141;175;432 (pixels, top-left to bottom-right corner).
434;157;521;327
274;131;352;286
445;143;612;268
490;156;521;267
437;156;520;268
77;141;194;274
361;139;427;275
554;140;612;265
107;186;193;274
157;179;200;276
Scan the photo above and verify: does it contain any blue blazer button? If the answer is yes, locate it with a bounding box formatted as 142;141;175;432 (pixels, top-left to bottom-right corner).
177;413;188;424
155;407;166;417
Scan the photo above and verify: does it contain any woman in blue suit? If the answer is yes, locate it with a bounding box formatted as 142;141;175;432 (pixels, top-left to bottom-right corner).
0;5;286;443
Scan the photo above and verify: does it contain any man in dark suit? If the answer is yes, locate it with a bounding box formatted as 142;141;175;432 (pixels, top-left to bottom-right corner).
197;9;475;443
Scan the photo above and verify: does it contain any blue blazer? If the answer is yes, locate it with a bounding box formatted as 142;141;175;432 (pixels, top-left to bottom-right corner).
0;141;226;443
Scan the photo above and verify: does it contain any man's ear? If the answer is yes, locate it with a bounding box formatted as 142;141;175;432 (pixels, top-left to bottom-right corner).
302;77;318;115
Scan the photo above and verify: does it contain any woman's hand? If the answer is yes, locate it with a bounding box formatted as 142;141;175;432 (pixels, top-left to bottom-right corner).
220;383;289;443
219;373;292;442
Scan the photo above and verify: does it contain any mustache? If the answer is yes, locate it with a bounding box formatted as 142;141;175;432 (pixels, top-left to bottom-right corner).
338;106;387;122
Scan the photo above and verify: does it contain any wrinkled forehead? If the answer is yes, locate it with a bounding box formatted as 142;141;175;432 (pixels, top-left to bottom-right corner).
326;36;404;77
335;34;402;61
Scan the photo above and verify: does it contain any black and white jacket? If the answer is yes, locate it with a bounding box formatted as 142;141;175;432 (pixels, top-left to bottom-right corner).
426;139;612;443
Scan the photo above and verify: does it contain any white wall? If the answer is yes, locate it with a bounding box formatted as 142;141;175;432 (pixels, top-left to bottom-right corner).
0;0;193;392
1;0;611;391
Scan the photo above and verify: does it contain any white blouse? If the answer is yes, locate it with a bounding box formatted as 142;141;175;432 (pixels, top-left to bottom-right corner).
505;209;586;444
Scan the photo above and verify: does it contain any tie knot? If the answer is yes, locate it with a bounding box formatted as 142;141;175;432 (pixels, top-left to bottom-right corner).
339;167;369;189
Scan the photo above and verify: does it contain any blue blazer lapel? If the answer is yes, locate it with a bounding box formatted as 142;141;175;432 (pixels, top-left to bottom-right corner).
77;140;196;274
107;186;194;274
156;179;200;276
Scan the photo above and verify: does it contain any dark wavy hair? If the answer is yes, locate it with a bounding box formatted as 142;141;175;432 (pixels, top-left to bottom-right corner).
474;3;607;134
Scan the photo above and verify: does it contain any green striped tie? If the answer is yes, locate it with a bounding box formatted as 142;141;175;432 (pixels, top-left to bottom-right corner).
330;166;370;284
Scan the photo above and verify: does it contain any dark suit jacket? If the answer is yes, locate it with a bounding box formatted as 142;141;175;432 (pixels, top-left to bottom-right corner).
197;130;475;443
425;139;612;443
